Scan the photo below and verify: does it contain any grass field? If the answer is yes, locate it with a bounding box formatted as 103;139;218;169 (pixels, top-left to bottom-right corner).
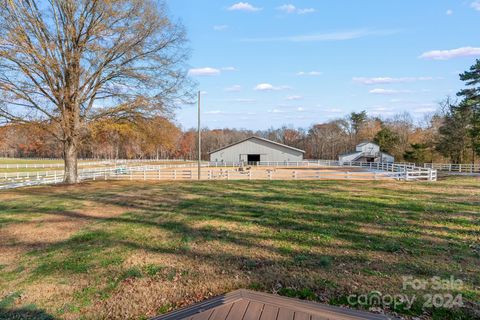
0;159;65;164
0;177;479;319
0;159;194;174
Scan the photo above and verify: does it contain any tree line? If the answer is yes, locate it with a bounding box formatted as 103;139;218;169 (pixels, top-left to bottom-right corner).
1;58;479;164
0;98;477;165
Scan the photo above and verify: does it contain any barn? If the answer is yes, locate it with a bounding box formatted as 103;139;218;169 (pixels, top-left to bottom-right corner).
338;142;394;163
209;136;305;163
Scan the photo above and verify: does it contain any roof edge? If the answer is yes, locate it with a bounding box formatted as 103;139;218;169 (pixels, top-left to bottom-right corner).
208;136;305;154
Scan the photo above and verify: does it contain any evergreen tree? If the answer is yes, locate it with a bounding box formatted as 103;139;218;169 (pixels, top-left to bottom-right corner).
437;59;480;163
436;101;471;163
458;59;480;160
374;126;399;154
350;111;368;136
404;144;429;164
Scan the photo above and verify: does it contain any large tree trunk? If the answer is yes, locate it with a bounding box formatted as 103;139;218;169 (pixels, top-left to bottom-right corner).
63;137;78;184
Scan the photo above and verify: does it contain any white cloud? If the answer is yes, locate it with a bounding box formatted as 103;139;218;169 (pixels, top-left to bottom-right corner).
189;66;236;77
277;4;315;15
241;29;399;43
286;95;303;101
229;98;256;103
228;2;262;12
297;107;305;112
213;25;228;31
205;110;223;115
369;88;411;95
419;47;480;60
326;108;343;113
298;8;316;14
225;85;242;92
471;1;480;11
278;4;296;13
297;71;322;76
413;106;437;113
255;83;276;91
188;67;221;76
367;106;395;116
268;108;285;113
389;98;402;103
254;83;289;91
446;9;453;15
353;76;434;85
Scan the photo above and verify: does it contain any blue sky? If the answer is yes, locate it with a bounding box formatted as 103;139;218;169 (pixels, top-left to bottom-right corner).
166;0;480;130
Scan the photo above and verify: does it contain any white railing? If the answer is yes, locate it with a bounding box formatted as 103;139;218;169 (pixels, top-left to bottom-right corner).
424;163;480;173
208;160;436;181
0;163;207;182
0;158;194;169
0;160;437;190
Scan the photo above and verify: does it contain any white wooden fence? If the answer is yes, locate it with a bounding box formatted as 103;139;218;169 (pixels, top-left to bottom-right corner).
208;160;436;181
0;159;194;169
0;160;437;190
424;163;480;173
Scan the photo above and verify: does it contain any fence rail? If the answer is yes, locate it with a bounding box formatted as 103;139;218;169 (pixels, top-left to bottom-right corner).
424;163;480;173
0;160;436;190
208;160;435;181
0;159;194;169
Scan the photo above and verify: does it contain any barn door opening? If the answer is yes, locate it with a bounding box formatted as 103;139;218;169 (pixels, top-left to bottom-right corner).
247;154;260;164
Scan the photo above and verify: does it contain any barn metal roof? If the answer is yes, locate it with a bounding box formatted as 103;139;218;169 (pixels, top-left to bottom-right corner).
152;289;393;320
208;136;306;154
356;141;379;147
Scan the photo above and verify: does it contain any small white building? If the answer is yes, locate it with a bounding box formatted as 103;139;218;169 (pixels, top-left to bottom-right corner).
339;142;394;163
209;136;305;163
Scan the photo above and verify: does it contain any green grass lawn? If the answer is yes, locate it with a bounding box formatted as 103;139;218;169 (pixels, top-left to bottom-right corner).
0;159;61;164
0;177;479;319
0;159;192;174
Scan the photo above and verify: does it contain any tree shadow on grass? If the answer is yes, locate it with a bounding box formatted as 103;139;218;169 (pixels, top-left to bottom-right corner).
2;180;479;317
0;307;55;320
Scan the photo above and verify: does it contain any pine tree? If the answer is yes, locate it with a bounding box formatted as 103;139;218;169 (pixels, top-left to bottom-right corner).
458;59;480;161
437;59;480;163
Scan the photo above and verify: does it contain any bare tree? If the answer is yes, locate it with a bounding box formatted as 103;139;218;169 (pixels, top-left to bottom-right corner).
0;0;192;183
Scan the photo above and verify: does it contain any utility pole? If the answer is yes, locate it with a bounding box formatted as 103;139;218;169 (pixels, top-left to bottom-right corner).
197;91;201;180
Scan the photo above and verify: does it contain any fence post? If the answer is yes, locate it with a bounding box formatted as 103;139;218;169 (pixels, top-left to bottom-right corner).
158;168;161;180
227;170;230;180
173;169;177;180
249;170;252;180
